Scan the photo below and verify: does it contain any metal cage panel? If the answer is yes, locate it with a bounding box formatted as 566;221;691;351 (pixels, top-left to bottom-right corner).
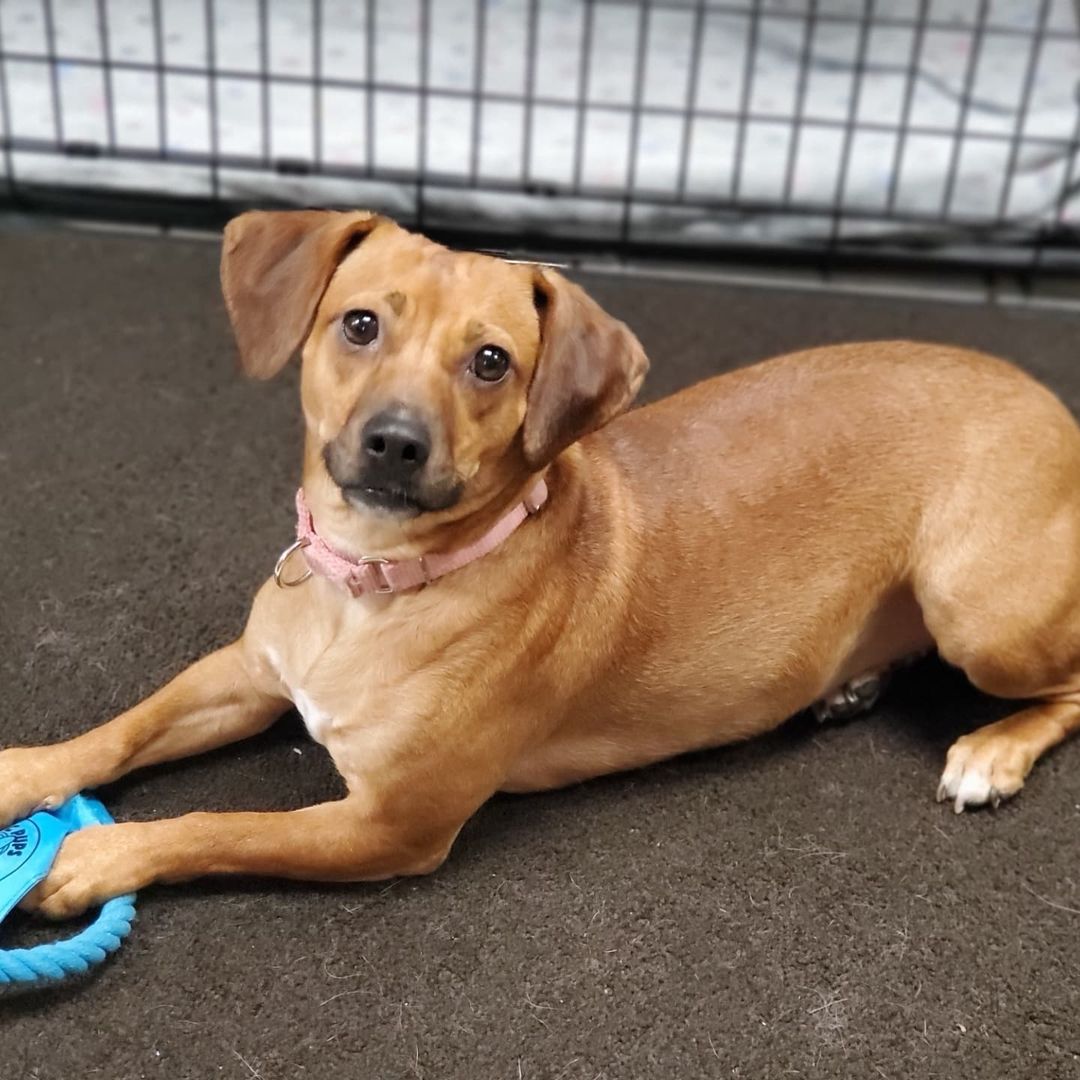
1;0;1078;265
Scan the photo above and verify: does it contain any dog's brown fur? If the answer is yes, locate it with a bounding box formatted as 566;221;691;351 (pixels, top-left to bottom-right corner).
6;211;1080;918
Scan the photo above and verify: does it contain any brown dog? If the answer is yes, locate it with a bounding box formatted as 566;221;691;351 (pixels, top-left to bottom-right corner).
6;210;1080;918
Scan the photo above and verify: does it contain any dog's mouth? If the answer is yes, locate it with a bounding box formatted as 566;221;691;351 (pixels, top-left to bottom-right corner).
339;480;463;517
341;484;425;516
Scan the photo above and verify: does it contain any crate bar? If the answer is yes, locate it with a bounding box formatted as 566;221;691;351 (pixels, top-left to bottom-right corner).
884;0;930;216
620;0;651;243
417;0;431;226
40;0;65;146
730;0;762;200
828;0;875;249
312;0;323;169
365;0;376;174
94;0;117;151
257;0;270;165
586;0;1073;40
0;11;14;195
939;0;990;220
202;0;220;198
522;0;540;187
1032;76;1080;270
150;0;168;157
673;0;707;202
571;0;596;193
781;0;818;208
995;0;1053;223
468;0;487;184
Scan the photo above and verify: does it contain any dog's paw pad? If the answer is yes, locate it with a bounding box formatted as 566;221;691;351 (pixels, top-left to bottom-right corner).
937;733;1030;813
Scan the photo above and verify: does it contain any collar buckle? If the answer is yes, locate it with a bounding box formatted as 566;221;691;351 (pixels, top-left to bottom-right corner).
358;555;394;595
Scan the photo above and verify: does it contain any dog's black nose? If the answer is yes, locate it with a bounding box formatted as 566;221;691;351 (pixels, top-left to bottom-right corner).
361;409;431;477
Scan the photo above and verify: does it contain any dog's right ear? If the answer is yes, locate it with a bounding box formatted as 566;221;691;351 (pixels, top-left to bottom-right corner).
220;209;382;379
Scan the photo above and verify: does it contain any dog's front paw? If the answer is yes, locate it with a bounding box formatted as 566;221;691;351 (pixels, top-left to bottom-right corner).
0;747;77;827
18;824;151;919
936;731;1033;814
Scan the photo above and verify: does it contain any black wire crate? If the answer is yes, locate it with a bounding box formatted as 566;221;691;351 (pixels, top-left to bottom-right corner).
1;0;1079;268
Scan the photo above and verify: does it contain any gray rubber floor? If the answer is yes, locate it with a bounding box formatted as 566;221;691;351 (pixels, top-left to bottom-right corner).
2;225;1080;1080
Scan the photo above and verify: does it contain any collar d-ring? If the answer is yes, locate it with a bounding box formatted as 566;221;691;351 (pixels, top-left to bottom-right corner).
274;537;313;588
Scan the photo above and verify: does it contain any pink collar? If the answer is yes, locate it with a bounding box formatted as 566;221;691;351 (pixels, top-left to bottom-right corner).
274;478;548;597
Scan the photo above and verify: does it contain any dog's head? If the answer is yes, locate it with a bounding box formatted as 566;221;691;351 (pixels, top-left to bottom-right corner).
220;210;647;551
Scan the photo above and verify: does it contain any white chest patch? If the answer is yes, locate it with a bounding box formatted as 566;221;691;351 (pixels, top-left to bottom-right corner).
265;646;335;746
292;686;335;745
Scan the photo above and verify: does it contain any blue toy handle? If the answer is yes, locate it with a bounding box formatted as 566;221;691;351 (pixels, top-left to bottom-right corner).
0;795;136;985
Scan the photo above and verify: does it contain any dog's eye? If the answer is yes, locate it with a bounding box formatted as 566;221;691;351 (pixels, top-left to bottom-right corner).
342;309;379;346
470;344;511;383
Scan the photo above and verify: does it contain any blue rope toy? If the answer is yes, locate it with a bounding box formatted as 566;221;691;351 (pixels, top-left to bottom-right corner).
0;795;136;985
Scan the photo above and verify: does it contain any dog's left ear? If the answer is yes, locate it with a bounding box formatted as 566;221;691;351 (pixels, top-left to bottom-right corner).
220;209;382;379
522;269;649;468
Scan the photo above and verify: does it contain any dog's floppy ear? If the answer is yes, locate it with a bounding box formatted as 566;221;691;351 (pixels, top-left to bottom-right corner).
522;269;649;468
220;209;382;379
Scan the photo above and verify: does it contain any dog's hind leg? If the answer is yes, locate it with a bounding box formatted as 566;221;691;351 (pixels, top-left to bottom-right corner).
913;439;1080;811
919;542;1080;813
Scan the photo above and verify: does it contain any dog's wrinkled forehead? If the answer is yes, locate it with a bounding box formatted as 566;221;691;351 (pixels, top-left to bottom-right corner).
318;226;541;351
